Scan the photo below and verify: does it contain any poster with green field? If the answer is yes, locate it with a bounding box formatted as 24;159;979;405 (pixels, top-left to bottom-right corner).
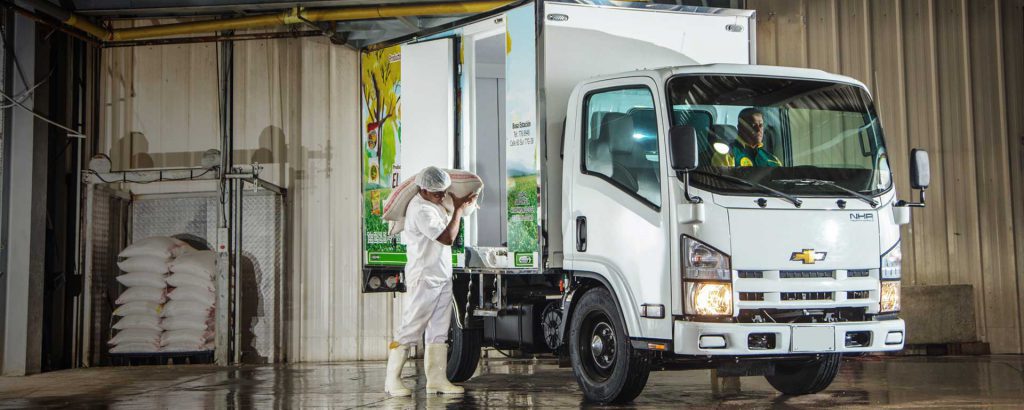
505;4;540;268
362;45;405;266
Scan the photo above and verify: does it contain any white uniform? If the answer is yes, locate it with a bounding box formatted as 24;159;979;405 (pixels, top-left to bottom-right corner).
395;194;454;345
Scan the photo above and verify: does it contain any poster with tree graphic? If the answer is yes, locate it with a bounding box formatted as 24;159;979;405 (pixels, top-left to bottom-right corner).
362;45;405;265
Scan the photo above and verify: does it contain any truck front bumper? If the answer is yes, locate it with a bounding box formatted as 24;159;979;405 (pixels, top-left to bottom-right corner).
673;319;905;356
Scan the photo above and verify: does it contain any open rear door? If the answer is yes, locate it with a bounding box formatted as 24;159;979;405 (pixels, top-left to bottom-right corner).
400;38;456;174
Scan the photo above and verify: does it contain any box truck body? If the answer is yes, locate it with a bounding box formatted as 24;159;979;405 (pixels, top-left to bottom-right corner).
359;0;926;403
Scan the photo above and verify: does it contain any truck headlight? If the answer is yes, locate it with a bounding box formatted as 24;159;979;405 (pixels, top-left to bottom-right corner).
683;236;731;280
880;281;901;312
685;282;733;316
881;243;902;279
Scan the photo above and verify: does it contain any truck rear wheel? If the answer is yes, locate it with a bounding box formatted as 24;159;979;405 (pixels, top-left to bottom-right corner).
569;288;651;404
446;312;482;383
765;353;842;395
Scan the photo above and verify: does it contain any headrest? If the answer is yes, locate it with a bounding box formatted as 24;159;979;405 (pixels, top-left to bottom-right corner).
711;124;738;144
599;113;634;154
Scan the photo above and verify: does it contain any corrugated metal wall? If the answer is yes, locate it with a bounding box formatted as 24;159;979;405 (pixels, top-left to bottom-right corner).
749;0;1024;353
100;34;401;361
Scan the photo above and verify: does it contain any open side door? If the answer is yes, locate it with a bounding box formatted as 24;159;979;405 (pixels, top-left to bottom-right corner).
400;38;456;174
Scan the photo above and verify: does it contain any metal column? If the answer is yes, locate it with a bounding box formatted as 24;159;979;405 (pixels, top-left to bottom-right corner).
2;12;47;376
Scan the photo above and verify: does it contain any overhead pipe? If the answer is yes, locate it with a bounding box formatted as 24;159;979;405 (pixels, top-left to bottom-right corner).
20;0;512;42
18;0;110;40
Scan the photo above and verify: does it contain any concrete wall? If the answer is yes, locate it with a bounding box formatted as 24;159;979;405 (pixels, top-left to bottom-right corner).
99;35;401;361
748;0;1024;353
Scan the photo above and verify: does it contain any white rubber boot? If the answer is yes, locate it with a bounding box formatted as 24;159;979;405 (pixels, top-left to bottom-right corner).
384;342;412;397
425;343;464;394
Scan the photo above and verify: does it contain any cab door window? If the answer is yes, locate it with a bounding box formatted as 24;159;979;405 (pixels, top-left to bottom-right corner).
582;87;662;208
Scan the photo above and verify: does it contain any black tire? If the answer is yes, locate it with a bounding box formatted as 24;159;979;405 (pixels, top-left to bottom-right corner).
569;287;651;404
447;313;482;383
765;353;842;395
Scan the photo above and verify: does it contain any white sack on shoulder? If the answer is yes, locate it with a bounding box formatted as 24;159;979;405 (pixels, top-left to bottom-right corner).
168;285;215;306
113;315;163;332
115;272;167;288
108;329;162;345
161;329;213;346
115;287;167;305
382;169;483;235
118;236;194;259
110;342;160;353
162;315;213;331
113;301;163;317
162;300;213;318
117;256;169;274
169;250;217;279
166;273;214;291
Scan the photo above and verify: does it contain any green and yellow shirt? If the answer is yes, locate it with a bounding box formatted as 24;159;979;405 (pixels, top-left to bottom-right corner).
711;139;782;168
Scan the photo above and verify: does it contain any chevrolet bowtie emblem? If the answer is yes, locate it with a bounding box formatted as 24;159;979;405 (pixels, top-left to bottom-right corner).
790;249;827;264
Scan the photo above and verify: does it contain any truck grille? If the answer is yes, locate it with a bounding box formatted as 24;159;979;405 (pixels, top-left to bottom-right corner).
847;269;870;278
737;270;763;279
780;270;834;279
780;291;833;301
739;292;765;301
847;290;870;299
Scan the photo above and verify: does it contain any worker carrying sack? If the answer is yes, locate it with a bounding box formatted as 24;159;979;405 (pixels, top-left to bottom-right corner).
381;169;483;236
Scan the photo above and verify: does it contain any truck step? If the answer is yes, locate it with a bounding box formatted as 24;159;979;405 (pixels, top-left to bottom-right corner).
473;308;500;317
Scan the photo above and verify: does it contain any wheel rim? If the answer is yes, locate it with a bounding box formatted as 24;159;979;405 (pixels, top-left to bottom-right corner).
578;311;616;381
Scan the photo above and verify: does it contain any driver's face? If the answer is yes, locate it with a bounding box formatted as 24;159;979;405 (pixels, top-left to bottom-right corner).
420;189;446;205
739;113;765;145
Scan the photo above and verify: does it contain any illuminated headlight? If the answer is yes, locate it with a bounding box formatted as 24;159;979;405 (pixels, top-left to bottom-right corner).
685;282;733;316
880;281;901;312
683;237;731;280
881;243;902;279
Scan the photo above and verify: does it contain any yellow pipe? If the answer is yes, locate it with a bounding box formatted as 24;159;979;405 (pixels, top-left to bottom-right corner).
110;1;511;42
65;14;111;40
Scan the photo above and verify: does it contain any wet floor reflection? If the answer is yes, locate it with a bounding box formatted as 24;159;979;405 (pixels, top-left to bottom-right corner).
2;356;1024;408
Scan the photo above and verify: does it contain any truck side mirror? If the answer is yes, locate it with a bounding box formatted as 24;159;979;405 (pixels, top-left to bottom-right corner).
910;149;930;189
669;125;699;172
898;148;929;208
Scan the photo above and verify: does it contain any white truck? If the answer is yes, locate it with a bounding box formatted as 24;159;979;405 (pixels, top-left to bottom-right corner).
359;1;929;403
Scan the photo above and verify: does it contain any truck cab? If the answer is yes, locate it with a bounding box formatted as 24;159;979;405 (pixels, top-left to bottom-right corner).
557;63;928;402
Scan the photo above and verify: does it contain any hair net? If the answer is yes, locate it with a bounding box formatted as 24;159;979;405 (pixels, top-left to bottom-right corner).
416;166;451;192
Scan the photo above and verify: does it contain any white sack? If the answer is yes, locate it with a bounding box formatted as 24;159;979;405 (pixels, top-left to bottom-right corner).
113;315;163;332
113;301;163;317
162;315;213;331
110;342;160;353
382;169;483;235
166;273;215;291
169;250;217;279
115;287;167;305
161;341;212;352
163;300;213;318
117;256;169;274
168;286;216;306
118;236;194;259
115;272;167;288
108;329;162;346
161;329;213;346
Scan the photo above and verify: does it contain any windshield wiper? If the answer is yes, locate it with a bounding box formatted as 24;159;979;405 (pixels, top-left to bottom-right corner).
691;170;803;208
774;179;878;207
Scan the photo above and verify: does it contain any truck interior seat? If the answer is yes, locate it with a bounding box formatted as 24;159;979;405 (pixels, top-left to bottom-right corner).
601;113;640;193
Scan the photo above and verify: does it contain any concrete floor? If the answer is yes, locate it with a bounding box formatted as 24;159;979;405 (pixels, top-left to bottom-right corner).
2;355;1023;408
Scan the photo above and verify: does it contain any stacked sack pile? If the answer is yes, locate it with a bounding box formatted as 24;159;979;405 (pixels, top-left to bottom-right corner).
108;236;218;353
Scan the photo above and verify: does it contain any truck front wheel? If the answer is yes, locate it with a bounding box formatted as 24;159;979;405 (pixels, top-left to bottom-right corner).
765;353;842;395
569;288;651;403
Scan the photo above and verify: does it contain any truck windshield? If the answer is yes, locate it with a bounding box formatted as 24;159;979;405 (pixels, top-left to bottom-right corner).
666;75;892;197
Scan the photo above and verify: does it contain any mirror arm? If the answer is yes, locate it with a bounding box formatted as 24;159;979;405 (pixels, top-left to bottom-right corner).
681;171;703;204
896;188;926;208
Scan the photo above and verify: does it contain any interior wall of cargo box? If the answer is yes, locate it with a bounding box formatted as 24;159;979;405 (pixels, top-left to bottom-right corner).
470;33;508;248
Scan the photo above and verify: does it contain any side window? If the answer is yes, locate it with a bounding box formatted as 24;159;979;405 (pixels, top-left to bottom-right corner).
582;87;661;208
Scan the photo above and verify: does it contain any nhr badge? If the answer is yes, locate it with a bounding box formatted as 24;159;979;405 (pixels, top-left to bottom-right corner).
790;249;827;264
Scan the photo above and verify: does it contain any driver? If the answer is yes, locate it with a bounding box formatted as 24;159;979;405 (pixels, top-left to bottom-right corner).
712;107;782;167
